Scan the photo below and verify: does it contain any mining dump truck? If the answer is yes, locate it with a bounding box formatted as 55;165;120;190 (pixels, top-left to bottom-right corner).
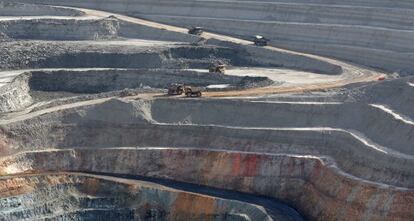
185;86;202;97
209;64;226;74
168;83;185;95
188;27;203;35
254;35;269;46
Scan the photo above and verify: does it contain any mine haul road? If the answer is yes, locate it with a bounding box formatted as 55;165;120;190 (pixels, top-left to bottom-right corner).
78;6;385;97
0;4;385;98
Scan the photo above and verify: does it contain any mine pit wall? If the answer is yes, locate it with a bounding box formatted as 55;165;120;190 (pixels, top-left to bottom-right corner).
0;18;119;40
0;43;274;112
0;74;32;113
1;100;412;187
150;99;414;156
142;15;414;75
28;69;270;93
16;0;414;24
207;39;342;75
252;76;414;120
4;117;413;188
345;76;414;119
260;40;414;76
35;52;165;70
12;0;343;76
0;174;274;221
234;0;414;9
146;2;414;30
142;15;414;53
17;0;414;74
0;18;198;42
0;1;84;16
0;148;412;221
1;43;258;72
119;20;200;43
0;42;168;71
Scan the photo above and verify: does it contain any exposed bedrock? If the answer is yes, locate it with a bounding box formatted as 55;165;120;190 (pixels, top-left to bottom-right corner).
91;0;414;30
0;41;164;71
0;4;345;76
0;40;343;76
0;18;119;40
0;41;255;71
27;69;271;93
118;20;200;43
0;0;346;76
0;99;412;188
0;148;412;221
233;0;414;9
0;1;84;16
207;39;342;75
253;40;414;76
255;76;414;119
0;2;412;220
0;68;271;113
16;0;414;26
17;0;414;74
150;99;414;155
140;15;414;75
142;14;414;53
0;74;32;113
0;18;200;42
0;173;287;221
338;76;414;118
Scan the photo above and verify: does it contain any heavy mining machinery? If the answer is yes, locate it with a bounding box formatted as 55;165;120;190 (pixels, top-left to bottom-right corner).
184;86;203;97
254;35;269;46
167;84;203;97
188;27;203;35
209;64;226;74
167;83;185;95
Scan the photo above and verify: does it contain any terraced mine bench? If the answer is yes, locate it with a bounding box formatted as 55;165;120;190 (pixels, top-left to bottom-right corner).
0;1;412;221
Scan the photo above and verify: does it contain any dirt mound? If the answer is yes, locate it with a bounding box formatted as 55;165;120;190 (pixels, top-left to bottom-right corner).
81;98;155;125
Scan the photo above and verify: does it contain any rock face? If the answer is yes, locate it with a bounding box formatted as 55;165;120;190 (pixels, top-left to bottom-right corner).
0;148;412;221
0;173;281;221
0;74;32;113
0;1;413;221
0;1;83;16
0;18;120;40
0;98;412;220
18;0;414;75
27;70;271;93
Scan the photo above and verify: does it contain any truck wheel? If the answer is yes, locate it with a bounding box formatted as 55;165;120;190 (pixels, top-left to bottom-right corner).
197;92;202;97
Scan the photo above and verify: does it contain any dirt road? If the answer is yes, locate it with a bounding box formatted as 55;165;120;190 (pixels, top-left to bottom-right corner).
58;5;386;97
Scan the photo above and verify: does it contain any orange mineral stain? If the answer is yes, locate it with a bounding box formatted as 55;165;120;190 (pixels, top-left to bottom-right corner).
171;192;216;220
243;154;258;177
231;153;241;176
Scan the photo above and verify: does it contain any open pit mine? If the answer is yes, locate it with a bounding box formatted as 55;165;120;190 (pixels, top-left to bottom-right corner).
0;0;413;220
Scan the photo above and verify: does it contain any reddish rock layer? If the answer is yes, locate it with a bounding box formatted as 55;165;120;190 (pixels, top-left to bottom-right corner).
0;148;412;220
